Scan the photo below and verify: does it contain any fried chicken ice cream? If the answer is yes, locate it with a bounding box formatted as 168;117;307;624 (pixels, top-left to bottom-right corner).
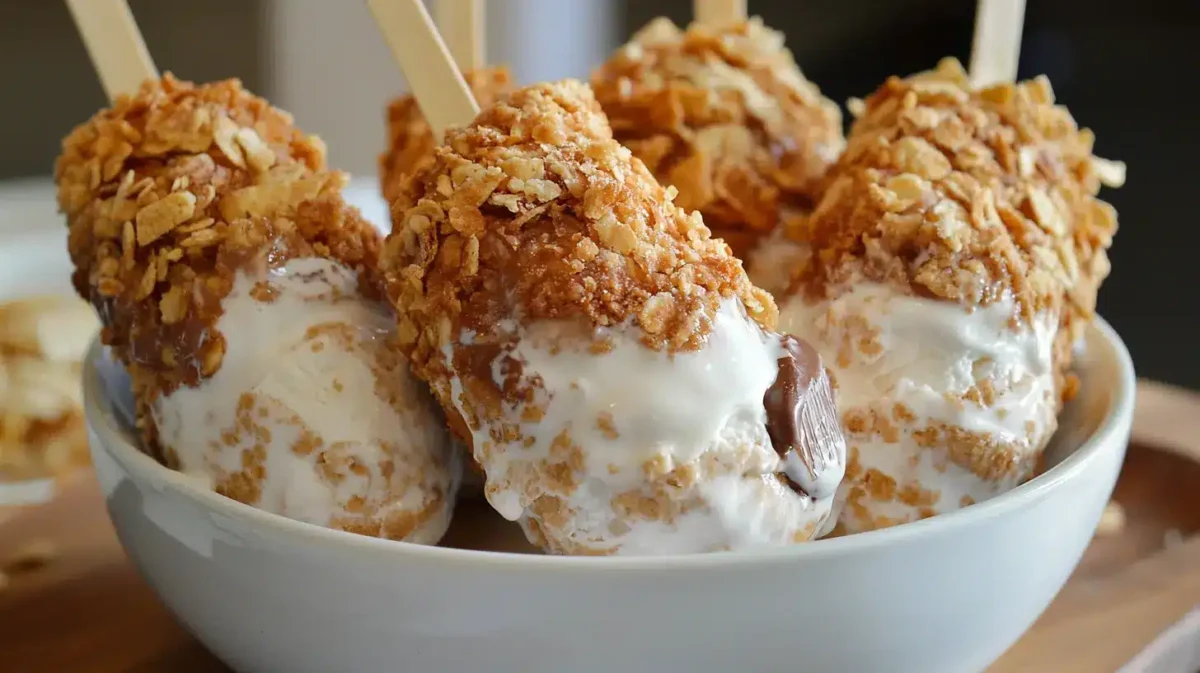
766;59;1124;532
57;75;459;542
384;80;846;555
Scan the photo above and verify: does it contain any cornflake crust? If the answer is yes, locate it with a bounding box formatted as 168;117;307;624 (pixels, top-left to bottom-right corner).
55;74;382;442
789;58;1123;397
383;79;776;384
591;17;844;244
380;67;516;208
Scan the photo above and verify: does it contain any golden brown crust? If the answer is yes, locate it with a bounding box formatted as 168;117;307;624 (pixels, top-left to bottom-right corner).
788;58;1122;398
793;59;1121;316
383;80;776;388
592;17;844;236
380;67;516;208
56;74;382;430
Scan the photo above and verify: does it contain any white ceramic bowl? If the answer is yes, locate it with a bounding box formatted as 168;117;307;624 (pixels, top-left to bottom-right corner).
85;319;1134;673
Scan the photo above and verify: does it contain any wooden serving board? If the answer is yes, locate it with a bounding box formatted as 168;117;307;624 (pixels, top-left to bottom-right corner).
1;380;1198;673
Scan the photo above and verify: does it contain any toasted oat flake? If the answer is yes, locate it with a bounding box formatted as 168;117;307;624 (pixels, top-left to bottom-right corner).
135;191;196;245
235;127;276;173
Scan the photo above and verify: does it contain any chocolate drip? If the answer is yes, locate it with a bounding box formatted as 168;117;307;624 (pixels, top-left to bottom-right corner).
764;334;845;499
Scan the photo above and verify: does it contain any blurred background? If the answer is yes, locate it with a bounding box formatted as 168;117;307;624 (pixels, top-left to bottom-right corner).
0;0;1196;388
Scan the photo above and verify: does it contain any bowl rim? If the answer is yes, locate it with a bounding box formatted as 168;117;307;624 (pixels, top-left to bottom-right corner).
85;317;1136;571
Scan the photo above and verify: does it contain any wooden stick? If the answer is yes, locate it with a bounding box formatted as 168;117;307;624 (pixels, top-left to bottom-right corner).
968;0;1026;87
64;0;157;103
694;0;748;26
368;0;480;142
435;0;484;72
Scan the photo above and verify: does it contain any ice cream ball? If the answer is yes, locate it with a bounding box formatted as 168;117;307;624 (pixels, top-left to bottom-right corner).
153;255;460;543
57;75;461;542
770;59;1123;533
384;80;846;555
780;284;1058;533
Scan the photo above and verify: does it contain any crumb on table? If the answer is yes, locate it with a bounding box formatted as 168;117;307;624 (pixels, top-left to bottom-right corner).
1094;500;1126;537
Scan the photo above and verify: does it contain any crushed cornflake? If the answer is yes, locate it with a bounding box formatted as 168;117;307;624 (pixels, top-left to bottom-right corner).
591;17;844;251
379;67;516;210
789;57;1123;405
55;74;382;459
382;79;778;407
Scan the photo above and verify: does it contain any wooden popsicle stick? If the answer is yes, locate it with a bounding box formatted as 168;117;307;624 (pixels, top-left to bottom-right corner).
368;0;480;142
435;0;484;73
968;0;1026;87
64;0;158;103
694;0;747;26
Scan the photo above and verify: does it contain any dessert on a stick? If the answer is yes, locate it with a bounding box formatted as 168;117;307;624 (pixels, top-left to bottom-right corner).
769;0;1125;533
59;0;460;543
380;0;514;207
590;0;843;262
373;0;847;555
374;0;496;496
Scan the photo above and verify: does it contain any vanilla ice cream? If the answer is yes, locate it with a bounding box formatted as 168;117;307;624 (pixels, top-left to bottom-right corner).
154;257;459;543
445;297;843;555
780;284;1057;532
758;60;1125;533
385;80;849;556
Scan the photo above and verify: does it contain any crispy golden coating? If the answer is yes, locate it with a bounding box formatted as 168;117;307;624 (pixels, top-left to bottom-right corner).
787;58;1123;398
382;79;775;400
380;67;515;208
55;74;381;450
592;17;844;243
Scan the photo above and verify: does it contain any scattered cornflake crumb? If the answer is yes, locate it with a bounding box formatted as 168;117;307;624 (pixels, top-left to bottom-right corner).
4;538;58;572
1093;500;1126;537
0;294;97;482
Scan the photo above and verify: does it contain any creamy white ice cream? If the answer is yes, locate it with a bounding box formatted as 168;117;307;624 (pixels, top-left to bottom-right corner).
779;283;1057;532
445;297;843;555
154;257;459;543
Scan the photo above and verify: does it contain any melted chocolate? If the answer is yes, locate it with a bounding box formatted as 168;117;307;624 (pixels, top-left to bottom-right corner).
764;334;827;498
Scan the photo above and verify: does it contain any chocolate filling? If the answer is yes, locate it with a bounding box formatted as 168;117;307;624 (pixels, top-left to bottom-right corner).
764;334;823;497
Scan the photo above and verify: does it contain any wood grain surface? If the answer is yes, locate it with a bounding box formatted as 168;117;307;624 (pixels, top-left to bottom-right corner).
1;380;1198;673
